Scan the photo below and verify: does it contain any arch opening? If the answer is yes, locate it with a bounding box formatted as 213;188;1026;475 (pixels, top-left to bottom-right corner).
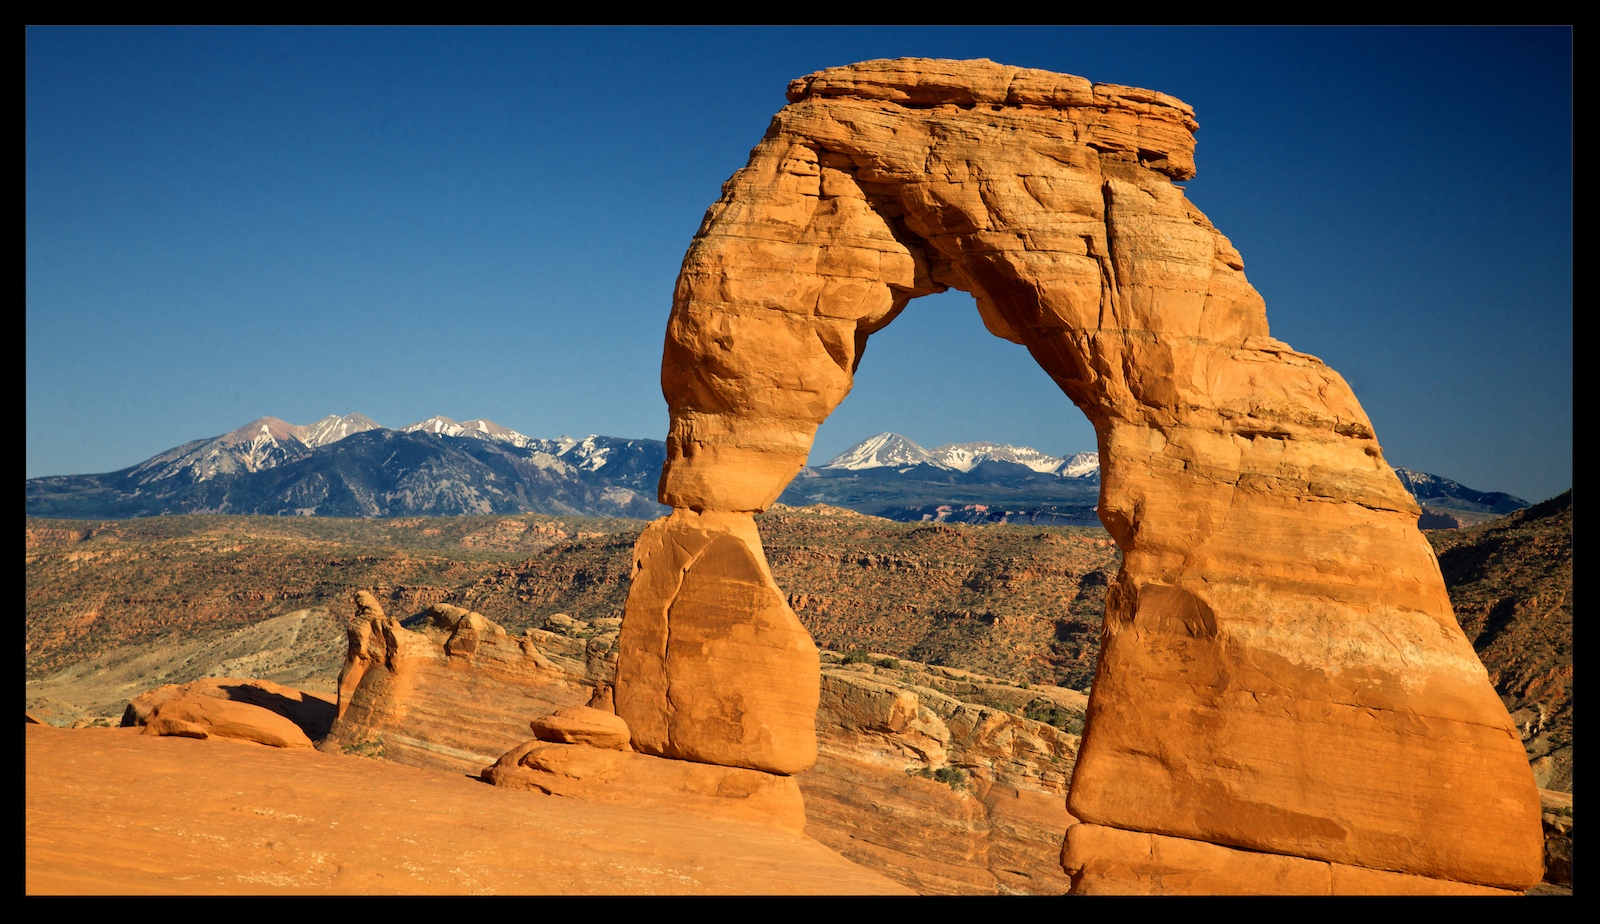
770;285;1114;695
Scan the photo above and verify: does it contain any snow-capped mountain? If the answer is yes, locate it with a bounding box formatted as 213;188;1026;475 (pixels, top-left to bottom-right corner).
783;434;1531;527
823;432;1099;478
395;419;629;474
822;433;943;471
302;413;383;448
126;413;381;486
26;414;669;520
1058;451;1100;478
26;417;1531;528
400;416;540;448
1393;467;1528;515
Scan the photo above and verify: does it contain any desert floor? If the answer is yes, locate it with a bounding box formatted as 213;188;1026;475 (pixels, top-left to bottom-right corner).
25;723;913;896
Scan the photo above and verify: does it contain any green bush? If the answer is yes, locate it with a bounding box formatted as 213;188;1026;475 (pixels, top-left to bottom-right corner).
906;765;969;792
1024;703;1085;736
842;648;871;665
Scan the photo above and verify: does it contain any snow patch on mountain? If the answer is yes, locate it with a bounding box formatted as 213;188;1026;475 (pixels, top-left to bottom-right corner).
824;433;1100;478
303;413;382;448
928;441;1064;474
822;433;934;471
1058;451;1100;478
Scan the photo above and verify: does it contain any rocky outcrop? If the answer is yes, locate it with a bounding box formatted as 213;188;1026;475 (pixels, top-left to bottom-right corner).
121;677;334;748
317;589;1084;893
806;655;1083;894
615;510;819;775
317;593;604;772
1538;789;1573;889
483;708;808;835
1428;491;1573;793
630;57;1543;892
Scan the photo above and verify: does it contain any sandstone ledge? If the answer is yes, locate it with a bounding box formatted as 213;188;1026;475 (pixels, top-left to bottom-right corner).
483;740;807;835
1062;824;1519;895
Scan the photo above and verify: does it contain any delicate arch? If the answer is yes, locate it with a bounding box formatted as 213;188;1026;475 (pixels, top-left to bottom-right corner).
615;59;1542;893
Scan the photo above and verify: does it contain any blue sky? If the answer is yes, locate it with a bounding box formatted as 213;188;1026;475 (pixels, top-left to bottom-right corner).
26;27;1572;504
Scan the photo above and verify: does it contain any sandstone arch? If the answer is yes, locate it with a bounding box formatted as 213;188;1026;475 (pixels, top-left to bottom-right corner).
614;58;1543;894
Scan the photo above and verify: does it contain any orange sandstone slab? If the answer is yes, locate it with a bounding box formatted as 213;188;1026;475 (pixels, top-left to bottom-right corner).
1062;823;1518;895
25;724;909;896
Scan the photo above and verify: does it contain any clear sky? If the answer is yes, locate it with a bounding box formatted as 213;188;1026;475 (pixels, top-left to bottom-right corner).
26;26;1572;504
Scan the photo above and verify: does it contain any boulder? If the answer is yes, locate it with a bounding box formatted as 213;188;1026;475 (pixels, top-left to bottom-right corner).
483;739;807;835
615;510;819;776
122;677;332;748
529;705;632;751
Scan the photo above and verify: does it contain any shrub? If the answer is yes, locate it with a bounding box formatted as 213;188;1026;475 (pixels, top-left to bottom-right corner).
906;765;969;792
1025;703;1086;736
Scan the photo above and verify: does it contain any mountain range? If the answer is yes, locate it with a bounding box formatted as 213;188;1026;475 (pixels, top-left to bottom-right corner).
25;414;668;520
25;418;1529;525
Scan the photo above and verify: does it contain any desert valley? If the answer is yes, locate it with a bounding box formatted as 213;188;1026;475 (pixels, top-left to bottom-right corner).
26;491;1572;894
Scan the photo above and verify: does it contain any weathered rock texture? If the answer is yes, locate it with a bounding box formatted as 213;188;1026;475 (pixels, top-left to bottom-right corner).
807;655;1083;894
317;594;603;772
628;57;1543;892
615;510;819;775
483;738;809;836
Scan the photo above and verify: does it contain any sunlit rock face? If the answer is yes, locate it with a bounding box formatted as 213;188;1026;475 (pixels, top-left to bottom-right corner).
619;57;1542;892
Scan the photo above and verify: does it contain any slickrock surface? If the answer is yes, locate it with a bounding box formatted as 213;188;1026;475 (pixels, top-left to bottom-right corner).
484;738;809;835
25;724;908;896
637;57;1543;892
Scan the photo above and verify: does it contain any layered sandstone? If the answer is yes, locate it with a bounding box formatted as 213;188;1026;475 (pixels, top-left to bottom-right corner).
317;594;601;772
807;657;1083;893
483;738;808;836
630;57;1543;892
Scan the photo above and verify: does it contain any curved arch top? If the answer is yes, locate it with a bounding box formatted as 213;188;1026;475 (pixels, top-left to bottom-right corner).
618;58;1543;893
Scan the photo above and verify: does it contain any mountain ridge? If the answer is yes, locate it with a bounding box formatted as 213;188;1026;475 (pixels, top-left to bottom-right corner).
27;418;1535;526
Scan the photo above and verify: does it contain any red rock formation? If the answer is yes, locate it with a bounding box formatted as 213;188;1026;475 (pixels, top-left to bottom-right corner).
624;57;1543;892
806;662;1081;893
483;739;808;836
318;595;1083;891
615;510;819;775
122;677;334;748
318;594;599;773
